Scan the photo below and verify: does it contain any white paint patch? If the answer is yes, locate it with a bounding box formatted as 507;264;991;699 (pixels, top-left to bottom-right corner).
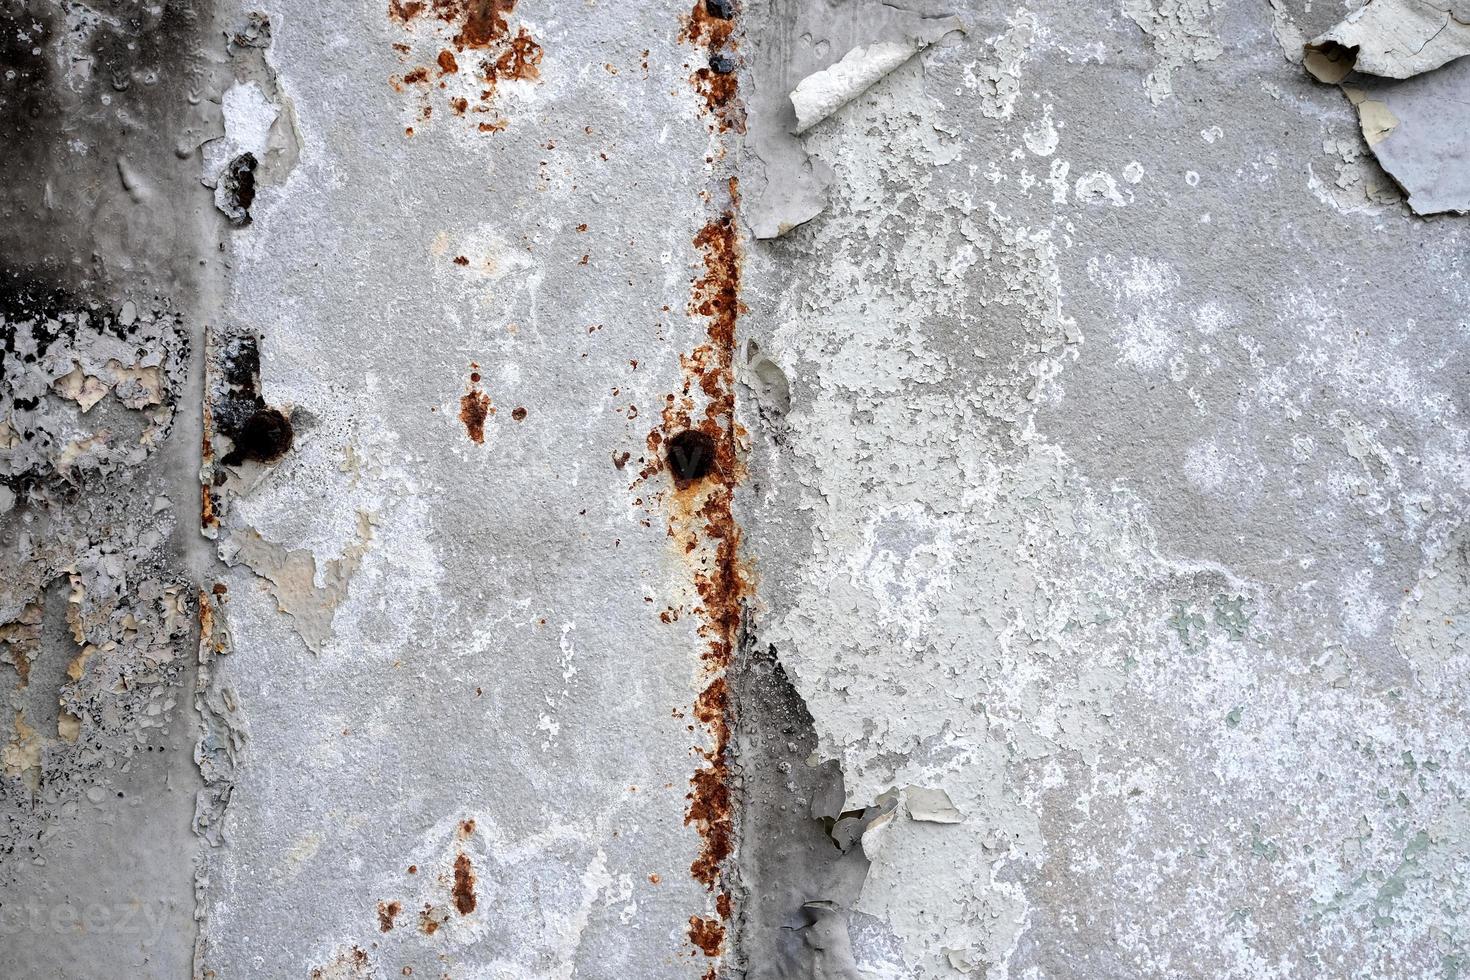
1123;0;1225;103
1022;103;1059;156
202;81;278;185
1048;158;1071;203
1074;171;1126;206
962;9;1037;120
790;40;919;134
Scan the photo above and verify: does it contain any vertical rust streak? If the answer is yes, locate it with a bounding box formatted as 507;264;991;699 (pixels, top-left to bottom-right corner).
663;1;745;970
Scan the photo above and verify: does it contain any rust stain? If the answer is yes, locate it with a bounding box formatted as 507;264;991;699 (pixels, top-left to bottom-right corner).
627;9;749;970
459;363;492;444
680;0;732;46
688;915;725;957
389;0;424;21
308;947;370;980
454;0;514;48
460;391;490;443
198;588;213;640
419;903;444;934
636;20;747;958
377;900;402;932
385;0;541;133
680;0;744;132
452;853;477;914
201;483;217;532
687;676;733;887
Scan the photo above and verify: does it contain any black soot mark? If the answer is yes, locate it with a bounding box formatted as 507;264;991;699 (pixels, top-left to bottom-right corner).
221;406;293;465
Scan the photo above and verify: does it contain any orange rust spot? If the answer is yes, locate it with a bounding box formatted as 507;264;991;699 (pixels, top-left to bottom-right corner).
511;406;527;421
408;864;418;874
688;916;725;957
458;819;476;838
377;900;401;932
460;366;491;443
453;255;469;265
679;1;744;131
460;391;491;443
478;120;508;133
681;0;734;47
453;0;514;48
691;67;743;131
389;0;423;20
195;590;214;666
648;873;662;884
452;853;477;914
387;0;539;133
490;27;542;83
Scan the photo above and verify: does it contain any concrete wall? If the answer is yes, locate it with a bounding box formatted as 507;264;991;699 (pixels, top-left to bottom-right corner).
2;0;1468;977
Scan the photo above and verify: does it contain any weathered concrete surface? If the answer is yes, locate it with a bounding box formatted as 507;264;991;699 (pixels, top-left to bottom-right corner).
4;0;1470;977
737;0;1470;976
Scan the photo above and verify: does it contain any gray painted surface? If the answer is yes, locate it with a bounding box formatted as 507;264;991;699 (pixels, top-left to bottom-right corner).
3;0;1469;977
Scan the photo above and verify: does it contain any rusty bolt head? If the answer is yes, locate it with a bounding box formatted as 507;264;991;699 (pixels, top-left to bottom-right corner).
225;407;293;464
667;429;717;481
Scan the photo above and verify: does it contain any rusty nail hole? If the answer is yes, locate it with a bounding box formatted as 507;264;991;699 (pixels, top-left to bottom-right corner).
222;407;293;465
709;53;736;74
667;429;716;481
705;0;735;18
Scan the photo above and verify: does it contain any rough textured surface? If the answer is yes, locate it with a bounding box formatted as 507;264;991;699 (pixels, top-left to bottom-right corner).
3;0;1470;977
